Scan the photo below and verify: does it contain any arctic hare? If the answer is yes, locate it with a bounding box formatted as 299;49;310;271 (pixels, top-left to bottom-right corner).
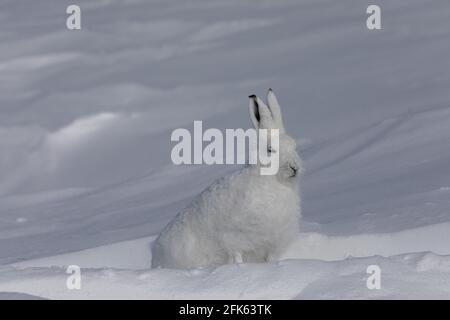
151;89;303;269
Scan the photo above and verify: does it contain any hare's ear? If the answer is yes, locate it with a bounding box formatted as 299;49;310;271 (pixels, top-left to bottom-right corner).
249;95;272;129
267;88;285;132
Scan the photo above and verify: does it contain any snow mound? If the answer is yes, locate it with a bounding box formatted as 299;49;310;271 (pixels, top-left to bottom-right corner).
2;252;450;300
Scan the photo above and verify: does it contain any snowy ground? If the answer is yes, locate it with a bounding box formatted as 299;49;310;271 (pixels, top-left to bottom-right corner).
1;0;450;299
3;251;450;300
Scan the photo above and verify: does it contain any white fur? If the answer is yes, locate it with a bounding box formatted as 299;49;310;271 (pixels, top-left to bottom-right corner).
151;89;303;269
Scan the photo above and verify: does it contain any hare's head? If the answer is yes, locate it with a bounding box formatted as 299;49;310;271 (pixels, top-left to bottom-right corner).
248;89;302;182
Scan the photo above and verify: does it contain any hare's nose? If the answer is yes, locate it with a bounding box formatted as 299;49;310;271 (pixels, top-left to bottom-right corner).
289;165;298;175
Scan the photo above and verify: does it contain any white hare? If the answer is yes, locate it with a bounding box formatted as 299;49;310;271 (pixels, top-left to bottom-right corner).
151;89;303;269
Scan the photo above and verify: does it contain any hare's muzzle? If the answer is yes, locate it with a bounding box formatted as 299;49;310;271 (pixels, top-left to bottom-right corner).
289;165;299;177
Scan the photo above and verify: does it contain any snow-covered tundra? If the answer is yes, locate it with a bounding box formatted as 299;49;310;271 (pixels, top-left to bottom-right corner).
151;90;303;269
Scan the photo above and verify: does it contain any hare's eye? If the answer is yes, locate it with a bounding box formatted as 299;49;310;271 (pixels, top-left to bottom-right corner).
267;146;276;154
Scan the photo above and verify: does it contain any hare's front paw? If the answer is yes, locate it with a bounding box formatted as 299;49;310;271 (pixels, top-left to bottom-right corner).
265;253;278;263
228;252;243;264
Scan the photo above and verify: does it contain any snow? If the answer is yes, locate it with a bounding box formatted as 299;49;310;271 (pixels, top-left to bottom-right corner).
1;0;450;299
3;251;450;299
13;236;155;270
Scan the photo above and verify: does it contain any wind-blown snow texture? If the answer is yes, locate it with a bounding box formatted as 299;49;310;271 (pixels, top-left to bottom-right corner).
1;0;450;299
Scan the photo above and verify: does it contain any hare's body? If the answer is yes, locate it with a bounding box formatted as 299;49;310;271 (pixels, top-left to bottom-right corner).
151;167;300;269
152;89;303;269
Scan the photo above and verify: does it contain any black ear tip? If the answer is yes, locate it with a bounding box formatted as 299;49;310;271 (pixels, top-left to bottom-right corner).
268;88;273;92
249;94;257;99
